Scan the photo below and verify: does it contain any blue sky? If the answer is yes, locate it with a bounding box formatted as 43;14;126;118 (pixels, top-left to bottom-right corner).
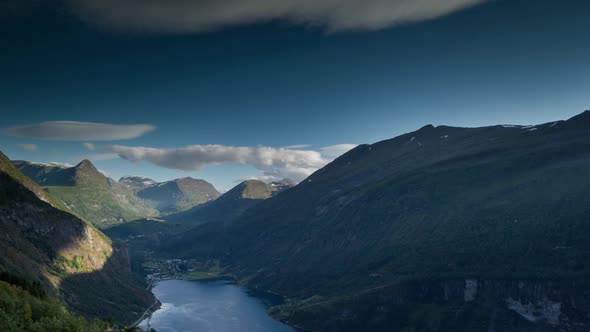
1;0;589;191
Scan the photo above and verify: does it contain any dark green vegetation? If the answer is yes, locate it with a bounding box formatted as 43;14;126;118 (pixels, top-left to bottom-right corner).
0;276;148;332
0;152;154;326
160;111;590;331
13;160;220;229
0;279;111;332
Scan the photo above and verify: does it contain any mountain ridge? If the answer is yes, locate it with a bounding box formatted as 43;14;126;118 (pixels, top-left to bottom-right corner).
11;159;223;228
162;110;590;331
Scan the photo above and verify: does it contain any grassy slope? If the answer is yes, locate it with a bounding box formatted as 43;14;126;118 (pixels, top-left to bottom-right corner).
12;159;157;229
44;185;152;229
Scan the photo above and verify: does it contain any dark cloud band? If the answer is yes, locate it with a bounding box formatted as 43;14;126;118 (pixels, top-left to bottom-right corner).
68;0;485;33
3;121;155;141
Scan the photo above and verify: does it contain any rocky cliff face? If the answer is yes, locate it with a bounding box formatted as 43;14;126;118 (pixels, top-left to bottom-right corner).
272;279;590;332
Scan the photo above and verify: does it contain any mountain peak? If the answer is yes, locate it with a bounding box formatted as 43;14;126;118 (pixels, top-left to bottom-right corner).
176;176;197;182
223;179;292;200
76;159;96;170
72;159;109;187
418;124;436;131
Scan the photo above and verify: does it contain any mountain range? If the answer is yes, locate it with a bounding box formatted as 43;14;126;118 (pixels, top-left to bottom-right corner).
13;160;221;229
2;111;590;331
158;111;590;331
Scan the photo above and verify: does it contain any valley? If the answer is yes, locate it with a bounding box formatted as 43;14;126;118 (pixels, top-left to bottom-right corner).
2;3;589;330
2;111;590;332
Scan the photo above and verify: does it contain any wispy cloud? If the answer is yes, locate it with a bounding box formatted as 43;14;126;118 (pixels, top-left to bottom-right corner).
67;0;485;33
107;143;357;182
2;121;156;141
83;142;96;150
15;143;38;152
283;144;312;150
320;144;358;158
83;153;119;161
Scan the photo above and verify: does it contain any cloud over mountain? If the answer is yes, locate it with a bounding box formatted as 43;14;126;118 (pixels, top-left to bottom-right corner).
67;0;484;33
2;121;156;141
107;143;357;182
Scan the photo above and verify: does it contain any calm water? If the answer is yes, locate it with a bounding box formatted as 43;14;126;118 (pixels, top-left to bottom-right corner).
139;279;296;332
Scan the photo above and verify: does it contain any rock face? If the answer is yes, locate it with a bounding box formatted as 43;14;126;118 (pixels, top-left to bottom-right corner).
0;151;154;324
171;111;590;331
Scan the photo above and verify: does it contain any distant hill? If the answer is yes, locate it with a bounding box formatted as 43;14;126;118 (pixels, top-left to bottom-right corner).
194;179;292;216
0;151;154;324
134;177;220;214
164;111;590;331
13;159;157;229
106;179;292;240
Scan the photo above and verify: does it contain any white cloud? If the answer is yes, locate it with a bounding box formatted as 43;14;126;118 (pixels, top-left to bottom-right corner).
67;0;485;33
83;142;96;150
3;121;156;141
235;174;279;183
107;143;356;183
15;143;38;152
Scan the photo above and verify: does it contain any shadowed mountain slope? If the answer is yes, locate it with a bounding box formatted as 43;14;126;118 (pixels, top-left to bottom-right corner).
0;151;153;324
164;111;590;331
105;179;292;240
